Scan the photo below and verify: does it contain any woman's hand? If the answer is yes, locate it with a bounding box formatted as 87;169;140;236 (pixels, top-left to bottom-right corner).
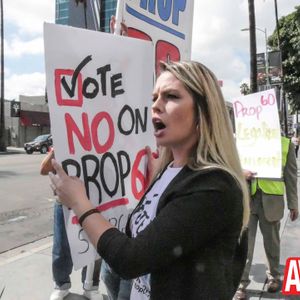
243;169;257;181
145;146;159;185
49;159;89;211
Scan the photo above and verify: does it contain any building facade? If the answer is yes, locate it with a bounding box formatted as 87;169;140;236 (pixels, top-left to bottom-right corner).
4;96;50;147
55;0;117;32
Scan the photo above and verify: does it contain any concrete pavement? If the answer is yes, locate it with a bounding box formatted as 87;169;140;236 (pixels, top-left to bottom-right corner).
0;149;299;299
0;236;109;299
0;147;26;155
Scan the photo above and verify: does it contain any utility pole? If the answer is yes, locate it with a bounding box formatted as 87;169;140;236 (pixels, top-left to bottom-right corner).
248;0;258;93
0;0;6;151
273;0;280;49
273;0;288;136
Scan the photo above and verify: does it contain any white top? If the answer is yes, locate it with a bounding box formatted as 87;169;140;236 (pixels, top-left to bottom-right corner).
291;136;299;146
129;164;182;300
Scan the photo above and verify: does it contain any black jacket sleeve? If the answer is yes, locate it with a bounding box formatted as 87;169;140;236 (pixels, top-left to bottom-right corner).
97;169;243;279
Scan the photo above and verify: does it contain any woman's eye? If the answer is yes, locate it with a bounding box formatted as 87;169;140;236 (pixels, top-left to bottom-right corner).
167;94;179;99
152;96;157;103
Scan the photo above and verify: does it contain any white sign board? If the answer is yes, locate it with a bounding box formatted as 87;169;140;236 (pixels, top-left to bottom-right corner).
232;89;282;178
44;23;155;269
118;0;194;75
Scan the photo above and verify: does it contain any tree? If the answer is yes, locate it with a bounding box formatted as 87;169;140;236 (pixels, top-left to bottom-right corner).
75;0;87;29
240;83;251;95
0;0;6;151
268;6;300;112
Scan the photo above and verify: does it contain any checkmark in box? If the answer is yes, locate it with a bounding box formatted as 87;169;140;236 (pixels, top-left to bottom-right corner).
55;69;83;107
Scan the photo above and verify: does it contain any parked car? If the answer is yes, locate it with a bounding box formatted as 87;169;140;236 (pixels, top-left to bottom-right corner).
24;134;52;154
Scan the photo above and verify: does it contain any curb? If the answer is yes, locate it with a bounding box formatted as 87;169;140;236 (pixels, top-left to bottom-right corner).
0;148;25;155
0;236;53;266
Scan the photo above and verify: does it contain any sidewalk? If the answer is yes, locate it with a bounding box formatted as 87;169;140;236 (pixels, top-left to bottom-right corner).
0;236;108;300
0;147;25;155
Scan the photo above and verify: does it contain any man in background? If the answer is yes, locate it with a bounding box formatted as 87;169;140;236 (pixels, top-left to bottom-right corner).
235;136;299;299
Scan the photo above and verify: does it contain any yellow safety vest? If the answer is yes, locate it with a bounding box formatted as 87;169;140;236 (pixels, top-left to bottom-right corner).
251;137;290;196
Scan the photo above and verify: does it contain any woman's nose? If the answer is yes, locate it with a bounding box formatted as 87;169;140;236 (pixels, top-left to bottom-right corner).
152;96;163;112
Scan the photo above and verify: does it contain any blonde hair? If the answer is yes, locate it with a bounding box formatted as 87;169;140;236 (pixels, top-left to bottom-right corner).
155;61;249;230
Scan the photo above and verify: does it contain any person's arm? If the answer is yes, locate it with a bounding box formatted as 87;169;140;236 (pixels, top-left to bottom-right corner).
40;148;55;175
284;142;299;221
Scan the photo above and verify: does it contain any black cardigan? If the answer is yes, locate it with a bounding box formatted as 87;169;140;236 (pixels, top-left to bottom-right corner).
97;166;244;300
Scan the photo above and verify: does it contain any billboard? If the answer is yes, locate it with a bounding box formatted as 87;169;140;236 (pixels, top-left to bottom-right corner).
256;50;282;86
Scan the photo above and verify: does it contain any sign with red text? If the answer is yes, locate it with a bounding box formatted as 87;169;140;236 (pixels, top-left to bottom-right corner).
282;257;300;295
118;0;194;75
44;23;155;269
232;89;281;178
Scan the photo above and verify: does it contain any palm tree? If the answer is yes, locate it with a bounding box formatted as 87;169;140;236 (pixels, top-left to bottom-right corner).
248;0;258;93
240;83;251;95
0;0;6;151
75;0;88;29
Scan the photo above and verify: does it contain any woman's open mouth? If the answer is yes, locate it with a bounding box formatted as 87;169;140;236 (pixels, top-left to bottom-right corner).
153;118;166;136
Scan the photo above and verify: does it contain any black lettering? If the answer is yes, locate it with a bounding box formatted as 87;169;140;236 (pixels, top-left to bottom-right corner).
82;77;99;99
100;152;119;197
97;64;111;96
135;107;148;133
62;159;81;177
111;73;125;98
78;228;89;254
81;154;102;203
61;55;92;97
117;151;131;196
118;105;135;135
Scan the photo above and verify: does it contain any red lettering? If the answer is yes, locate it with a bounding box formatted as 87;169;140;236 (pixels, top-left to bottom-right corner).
72;198;129;224
65;113;92;154
91;112;115;153
156;40;180;75
233;100;262;120
260;93;276;106
131;148;148;200
128;27;152;42
128;28;180;76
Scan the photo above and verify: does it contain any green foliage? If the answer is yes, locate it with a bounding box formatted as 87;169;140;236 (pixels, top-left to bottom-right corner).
268;6;300;112
240;83;251;95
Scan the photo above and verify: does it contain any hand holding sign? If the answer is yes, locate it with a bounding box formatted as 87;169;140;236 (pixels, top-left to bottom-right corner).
110;15;128;36
49;159;89;211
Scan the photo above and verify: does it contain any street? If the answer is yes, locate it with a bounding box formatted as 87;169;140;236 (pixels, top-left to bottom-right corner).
0;152;54;253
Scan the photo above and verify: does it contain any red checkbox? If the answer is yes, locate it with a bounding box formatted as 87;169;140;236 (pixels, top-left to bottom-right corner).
54;69;83;107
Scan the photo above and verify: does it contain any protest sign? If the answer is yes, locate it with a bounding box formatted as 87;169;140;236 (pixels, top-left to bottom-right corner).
117;0;194;75
232;89;281;178
44;23;155;269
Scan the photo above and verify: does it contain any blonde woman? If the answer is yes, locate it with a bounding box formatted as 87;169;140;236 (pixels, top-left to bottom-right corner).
49;61;249;300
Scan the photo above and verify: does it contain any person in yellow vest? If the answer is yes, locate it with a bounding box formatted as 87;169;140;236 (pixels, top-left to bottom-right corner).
234;136;299;300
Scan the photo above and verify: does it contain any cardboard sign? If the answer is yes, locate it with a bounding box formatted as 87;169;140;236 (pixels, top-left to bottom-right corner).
233;89;282;178
44;23;155;269
118;0;194;75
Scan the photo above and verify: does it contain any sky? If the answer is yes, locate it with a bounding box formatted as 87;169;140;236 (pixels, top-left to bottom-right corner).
2;0;299;102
